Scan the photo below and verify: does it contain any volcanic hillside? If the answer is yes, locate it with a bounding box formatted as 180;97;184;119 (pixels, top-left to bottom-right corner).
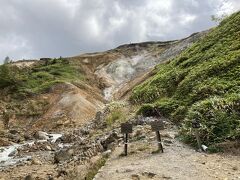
0;31;206;134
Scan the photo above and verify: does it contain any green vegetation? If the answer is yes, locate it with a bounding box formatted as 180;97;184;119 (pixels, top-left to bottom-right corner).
85;157;107;180
106;109;125;126
130;11;240;147
0;64;23;88
0;58;84;120
105;102;127;127
0;58;84;96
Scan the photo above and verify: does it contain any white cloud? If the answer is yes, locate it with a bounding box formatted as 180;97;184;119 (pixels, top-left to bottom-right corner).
0;34;33;60
180;14;197;25
0;0;239;63
215;0;235;16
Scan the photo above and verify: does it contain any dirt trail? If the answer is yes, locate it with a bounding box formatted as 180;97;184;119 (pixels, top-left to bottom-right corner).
94;125;240;180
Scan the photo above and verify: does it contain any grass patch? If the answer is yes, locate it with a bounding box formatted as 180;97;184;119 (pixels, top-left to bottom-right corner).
106;109;126;126
105;102;128;127
137;144;150;152
85;157;107;180
18;58;84;95
0;58;84;97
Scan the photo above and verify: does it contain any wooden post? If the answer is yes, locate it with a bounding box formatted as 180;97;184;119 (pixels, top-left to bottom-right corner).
192;119;202;151
121;123;133;156
150;120;164;153
124;133;128;156
194;129;202;151
156;131;163;153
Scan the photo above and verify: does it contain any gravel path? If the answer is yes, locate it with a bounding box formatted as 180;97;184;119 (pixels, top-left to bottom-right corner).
94;127;240;180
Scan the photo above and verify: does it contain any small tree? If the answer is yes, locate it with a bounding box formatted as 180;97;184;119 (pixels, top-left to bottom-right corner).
2;110;10;129
0;64;13;88
211;14;228;23
0;64;23;88
4;56;10;64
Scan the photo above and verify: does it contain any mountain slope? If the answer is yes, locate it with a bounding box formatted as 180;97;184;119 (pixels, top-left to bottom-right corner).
0;58;105;132
0;32;206;135
130;11;240;147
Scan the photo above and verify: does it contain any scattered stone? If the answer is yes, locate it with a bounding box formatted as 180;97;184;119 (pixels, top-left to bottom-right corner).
48;175;54;180
133;128;146;141
68;149;74;156
25;160;32;165
233;166;238;171
162;175;172;179
55;136;64;143
7;134;21;143
95;111;103;122
102;150;111;158
34;131;49;140
142;171;156;178
24;133;32;141
163;120;171;126
163;139;173;144
149;136;155;140
124;169;133;173
24;175;33;180
57;168;68;177
46;145;52;151
8;149;17;157
31;157;42;165
54;149;74;163
133;129;142;137
80;128;90;136
9;129;19;135
101;131;119;150
164;143;171;147
0;138;12;146
131;174;140;180
161;133;174;139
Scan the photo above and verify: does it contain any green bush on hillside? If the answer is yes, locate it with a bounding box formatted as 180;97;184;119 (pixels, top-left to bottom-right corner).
0;64;24;88
181;94;240;146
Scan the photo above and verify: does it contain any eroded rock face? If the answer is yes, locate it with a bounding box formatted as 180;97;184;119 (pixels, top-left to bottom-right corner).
94;31;208;101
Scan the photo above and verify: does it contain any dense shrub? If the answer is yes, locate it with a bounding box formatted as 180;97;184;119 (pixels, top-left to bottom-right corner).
181;94;240;145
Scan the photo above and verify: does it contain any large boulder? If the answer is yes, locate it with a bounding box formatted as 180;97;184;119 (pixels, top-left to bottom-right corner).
34;131;49;140
101;131;120;150
54;148;74;163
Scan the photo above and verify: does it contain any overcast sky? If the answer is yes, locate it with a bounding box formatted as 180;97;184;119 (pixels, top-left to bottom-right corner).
0;0;239;63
